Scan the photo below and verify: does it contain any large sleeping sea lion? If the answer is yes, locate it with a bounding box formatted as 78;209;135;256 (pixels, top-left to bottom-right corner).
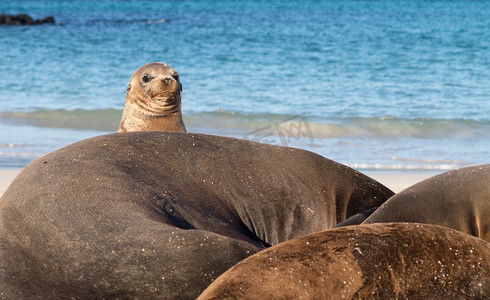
0;132;393;299
198;223;490;299
118;62;186;133
362;164;490;242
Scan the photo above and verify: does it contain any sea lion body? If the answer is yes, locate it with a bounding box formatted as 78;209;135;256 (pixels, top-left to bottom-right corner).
198;223;490;299
0;132;393;298
118;63;186;133
362;164;490;242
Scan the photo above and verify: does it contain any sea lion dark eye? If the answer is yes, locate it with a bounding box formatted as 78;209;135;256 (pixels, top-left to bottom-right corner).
172;75;179;82
142;74;153;83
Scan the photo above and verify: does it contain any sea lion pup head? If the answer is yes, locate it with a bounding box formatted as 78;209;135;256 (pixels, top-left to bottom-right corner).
118;62;186;133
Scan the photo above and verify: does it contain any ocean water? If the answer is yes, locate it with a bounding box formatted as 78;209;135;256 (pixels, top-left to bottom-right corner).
1;0;489;171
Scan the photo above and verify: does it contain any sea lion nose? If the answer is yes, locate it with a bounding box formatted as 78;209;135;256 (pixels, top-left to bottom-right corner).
162;77;173;85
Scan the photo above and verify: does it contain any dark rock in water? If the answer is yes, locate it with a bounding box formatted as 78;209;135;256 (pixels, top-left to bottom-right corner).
35;16;55;25
0;13;55;25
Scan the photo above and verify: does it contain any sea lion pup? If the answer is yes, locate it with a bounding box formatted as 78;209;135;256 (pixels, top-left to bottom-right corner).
198;223;490;299
118;62;186;132
362;164;490;242
0;132;393;299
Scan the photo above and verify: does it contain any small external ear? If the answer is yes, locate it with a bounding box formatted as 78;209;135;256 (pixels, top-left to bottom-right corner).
127;84;132;92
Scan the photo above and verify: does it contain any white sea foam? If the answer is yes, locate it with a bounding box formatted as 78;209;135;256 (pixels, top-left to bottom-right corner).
0;144;24;148
0;152;44;157
2;109;488;139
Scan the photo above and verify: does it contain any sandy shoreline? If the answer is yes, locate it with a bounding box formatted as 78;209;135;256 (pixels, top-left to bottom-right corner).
0;168;439;198
367;172;439;193
0;169;22;197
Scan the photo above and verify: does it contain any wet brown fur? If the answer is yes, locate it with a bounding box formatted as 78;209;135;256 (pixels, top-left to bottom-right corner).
198;223;490;299
0;132;393;299
363;164;490;242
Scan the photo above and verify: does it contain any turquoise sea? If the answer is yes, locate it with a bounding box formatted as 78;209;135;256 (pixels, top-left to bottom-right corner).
1;0;489;170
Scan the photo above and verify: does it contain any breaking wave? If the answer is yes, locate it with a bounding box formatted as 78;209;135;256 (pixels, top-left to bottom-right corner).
1;108;487;140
